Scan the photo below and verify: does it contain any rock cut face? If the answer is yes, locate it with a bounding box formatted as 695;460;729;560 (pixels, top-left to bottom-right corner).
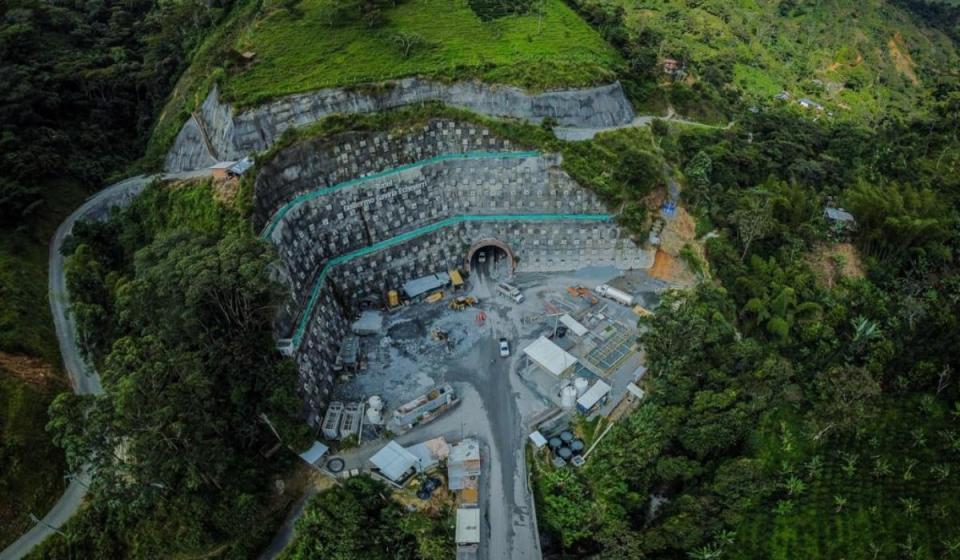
164;79;636;172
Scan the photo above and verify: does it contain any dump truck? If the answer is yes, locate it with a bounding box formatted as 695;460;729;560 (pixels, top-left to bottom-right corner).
595;284;634;306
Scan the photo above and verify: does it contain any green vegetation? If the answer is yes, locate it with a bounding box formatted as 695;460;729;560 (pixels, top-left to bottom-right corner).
29;180;311;558
222;0;621;106
1;2;241;544
532;95;960;557
280;476;453;560
0;375;67;549
564;0;960;121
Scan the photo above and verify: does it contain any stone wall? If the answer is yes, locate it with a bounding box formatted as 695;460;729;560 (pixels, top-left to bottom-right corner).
254;119;523;231
164;79;635;172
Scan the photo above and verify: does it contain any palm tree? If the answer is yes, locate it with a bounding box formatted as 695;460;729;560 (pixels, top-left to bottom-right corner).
785;475;806;496
834;494;848;513
688;544;723;560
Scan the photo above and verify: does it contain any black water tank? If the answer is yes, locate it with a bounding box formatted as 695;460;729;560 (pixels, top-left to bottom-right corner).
571;440;585;454
558;447;573;460
549;437;563;449
560;431;574;443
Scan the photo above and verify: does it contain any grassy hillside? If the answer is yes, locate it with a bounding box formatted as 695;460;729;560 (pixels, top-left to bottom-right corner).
575;0;959;121
222;0;622;106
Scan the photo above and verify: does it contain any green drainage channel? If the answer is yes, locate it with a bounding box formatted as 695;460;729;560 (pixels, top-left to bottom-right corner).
262;150;541;239
290;212;612;350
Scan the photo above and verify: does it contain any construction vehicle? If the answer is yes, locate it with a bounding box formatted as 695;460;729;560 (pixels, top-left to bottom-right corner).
566;285;598;304
449;296;478;311
449;269;465;291
496;282;525;303
425;291;444;304
387;290;400;308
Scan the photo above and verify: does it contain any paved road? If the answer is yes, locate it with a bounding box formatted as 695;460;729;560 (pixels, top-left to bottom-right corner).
553;113;731;141
260;259;539;560
1;169;211;560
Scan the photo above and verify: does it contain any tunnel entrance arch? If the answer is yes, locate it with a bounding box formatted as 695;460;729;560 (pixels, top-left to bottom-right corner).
465;238;515;275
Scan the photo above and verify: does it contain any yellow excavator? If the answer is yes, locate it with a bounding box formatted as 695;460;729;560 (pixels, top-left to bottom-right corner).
448;296;478;311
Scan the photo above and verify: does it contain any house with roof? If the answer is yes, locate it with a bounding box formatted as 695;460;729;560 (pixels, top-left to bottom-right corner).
798;98;824;111
369;440;420;486
824;207;856;239
448;438;481;491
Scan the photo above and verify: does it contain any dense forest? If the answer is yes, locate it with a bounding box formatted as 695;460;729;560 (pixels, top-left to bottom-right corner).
534;92;960;557
0;0;235;228
0;0;240;548
279;476;454;560
27;181;311;558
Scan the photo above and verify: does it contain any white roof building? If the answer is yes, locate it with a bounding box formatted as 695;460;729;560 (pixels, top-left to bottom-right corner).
369;440;418;482
559;314;588;336
456;507;481;545
523;336;578;377
528;431;548;449
577;379;612;413
298;441;329;467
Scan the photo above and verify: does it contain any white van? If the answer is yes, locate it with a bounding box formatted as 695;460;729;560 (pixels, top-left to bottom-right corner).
496;282;525;303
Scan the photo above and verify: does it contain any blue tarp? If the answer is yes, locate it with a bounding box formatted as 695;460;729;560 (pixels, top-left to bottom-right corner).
403;273;451;299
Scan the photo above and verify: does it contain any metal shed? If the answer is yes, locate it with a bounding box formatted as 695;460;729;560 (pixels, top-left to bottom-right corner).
523;336;578;377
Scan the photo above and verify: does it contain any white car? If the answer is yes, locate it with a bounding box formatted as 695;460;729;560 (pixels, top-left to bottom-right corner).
478;251;486;263
499;338;510;357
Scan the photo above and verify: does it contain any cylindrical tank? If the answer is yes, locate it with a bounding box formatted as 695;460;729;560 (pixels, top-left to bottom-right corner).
366;395;384;424
561;385;577;409
549;437;563;449
570;440;585;454
558;447;573;460
595;284;635;306
574;377;590;397
560;431;574;443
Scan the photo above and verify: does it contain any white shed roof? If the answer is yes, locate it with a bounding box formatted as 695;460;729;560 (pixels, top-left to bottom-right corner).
298;441;329;466
456;507;481;544
577;379;612;411
528;431;548;448
369;440;418;481
559;314;588;336
523;336;578;377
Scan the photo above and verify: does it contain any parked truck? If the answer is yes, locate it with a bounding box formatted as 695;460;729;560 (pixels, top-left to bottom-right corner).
595;284;635;306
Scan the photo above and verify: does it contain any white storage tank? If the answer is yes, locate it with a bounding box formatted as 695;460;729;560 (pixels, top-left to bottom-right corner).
595;284;635;306
574;377;590;397
366;395;384;425
561;385;578;409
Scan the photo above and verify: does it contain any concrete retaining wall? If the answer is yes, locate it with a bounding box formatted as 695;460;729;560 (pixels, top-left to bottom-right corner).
256;119;652;419
164;79;635;172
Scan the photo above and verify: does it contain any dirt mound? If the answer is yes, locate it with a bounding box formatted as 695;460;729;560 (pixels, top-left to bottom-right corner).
806;242;865;289
649;249;696;285
888;31;919;85
0;352;63;391
658;206;697;256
